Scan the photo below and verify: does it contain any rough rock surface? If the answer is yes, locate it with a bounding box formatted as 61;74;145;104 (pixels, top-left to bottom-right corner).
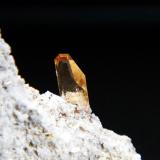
0;31;141;160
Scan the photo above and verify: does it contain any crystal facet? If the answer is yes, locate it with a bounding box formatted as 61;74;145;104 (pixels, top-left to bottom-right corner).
54;54;89;109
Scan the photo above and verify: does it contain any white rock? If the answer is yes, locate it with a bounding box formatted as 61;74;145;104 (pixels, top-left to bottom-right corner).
0;30;141;160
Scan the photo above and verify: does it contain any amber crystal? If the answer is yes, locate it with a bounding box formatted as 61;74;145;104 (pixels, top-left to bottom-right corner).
54;54;89;109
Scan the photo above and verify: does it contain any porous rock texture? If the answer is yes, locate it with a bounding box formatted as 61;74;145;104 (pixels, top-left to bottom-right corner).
0;31;141;160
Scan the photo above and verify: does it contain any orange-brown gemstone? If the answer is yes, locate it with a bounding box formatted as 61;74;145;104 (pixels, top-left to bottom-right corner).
54;54;89;109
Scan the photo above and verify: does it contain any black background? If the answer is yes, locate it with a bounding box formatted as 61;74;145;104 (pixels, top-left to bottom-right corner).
0;1;160;159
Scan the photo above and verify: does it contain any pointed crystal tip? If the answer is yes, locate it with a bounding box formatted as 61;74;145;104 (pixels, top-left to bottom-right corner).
54;53;90;110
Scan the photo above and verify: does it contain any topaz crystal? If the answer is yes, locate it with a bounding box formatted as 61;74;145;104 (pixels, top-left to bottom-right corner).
54;54;90;109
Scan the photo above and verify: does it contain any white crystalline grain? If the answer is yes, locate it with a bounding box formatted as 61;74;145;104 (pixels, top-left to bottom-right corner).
0;31;141;160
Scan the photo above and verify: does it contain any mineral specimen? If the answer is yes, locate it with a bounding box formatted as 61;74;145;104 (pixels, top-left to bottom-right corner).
0;30;141;160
